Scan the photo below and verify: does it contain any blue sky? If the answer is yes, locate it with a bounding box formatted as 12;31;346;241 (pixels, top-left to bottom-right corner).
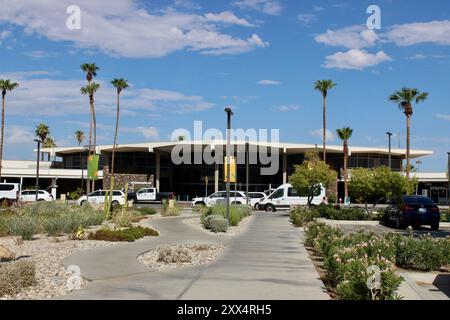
0;0;449;171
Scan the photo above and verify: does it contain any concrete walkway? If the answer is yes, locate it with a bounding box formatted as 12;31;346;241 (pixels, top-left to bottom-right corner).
62;212;328;300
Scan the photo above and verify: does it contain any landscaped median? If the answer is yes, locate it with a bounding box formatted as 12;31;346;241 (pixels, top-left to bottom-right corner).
290;205;450;300
0;201;159;299
185;203;252;235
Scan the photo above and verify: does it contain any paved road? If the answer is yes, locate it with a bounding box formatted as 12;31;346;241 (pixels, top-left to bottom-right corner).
62;212;328;300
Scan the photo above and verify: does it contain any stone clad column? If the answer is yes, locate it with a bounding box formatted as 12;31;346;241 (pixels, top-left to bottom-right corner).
214;163;219;193
282;151;287;184
156;150;160;192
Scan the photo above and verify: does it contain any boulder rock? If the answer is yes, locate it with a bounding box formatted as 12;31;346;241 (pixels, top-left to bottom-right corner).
0;244;16;262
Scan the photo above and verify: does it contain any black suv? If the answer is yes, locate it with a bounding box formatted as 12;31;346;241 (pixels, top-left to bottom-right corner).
384;195;440;230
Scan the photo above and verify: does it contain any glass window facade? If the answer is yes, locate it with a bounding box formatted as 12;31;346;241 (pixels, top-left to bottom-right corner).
57;148;405;199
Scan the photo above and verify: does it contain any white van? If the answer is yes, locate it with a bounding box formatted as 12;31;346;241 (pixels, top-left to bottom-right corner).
77;190;126;206
257;183;325;212
0;182;20;203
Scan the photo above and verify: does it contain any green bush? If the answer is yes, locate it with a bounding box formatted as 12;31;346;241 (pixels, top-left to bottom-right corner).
136;207;157;215
6;215;41;240
87;226;159;242
389;234;450;271
209;217;228;233
0;260;37;297
203;214;223;230
290;206;319;227
305;222;402;300
161;200;181;217
201;204;250;227
1;201;106;240
313;204;368;221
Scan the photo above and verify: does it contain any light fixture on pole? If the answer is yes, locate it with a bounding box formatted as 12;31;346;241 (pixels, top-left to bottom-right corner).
34;139;42;201
224;107;233;224
386;132;393;169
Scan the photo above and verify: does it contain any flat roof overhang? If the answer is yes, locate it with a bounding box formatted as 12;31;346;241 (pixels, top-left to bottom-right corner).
39;140;433;159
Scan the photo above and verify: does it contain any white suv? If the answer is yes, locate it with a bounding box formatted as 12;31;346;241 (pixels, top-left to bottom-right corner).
77;190;125;206
247;192;267;209
192;191;248;207
20;190;54;202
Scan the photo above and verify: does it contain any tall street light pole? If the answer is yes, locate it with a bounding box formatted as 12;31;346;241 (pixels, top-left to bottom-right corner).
447;152;450;206
386;132;392;169
34;139;42;201
225;107;233;224
246;142;249;206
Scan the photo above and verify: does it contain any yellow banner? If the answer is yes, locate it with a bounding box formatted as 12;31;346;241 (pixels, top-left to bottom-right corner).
224;157;237;183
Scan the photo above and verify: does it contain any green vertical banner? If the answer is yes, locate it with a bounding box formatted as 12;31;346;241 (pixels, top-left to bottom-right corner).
87;154;100;180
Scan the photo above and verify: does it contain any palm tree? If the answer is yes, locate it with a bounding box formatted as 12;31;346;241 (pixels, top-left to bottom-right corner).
0;79;19;179
336;127;353;201
314;80;337;163
81;82;100;192
81;63;99;193
75;130;85;146
389;88;428;179
110;78;129;177
107;78;129;215
43;136;57;161
35;123;50;160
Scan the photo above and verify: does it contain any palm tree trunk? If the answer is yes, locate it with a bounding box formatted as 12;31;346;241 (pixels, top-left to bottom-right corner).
323;95;327;163
91;98;97;192
0;95;5;180
108;92;120;216
406;115;411;180
344;140;348;199
86;108;92;195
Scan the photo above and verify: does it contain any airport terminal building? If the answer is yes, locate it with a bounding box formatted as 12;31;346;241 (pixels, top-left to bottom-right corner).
0;140;440;202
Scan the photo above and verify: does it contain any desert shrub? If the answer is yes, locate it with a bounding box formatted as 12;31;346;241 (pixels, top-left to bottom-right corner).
209;217;228;233
6;215;41;240
157;246;192;263
290;206;319;227
313;205;368;221
389;234;450;271
87;226;159;242
203;214;223;230
111;211;133;228
136;207;157;215
200;204;250;230
0;260;37;297
42;216;67;236
161;199;181;217
1;201;106;240
305;222;402;300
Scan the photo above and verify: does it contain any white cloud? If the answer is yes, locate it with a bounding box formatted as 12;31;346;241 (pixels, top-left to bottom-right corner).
24;50;51;59
309;128;335;142
271;105;299;112
387;20;450;46
0;30;11;43
0;0;267;58
257;79;281;85
200;34;268;55
297;14;317;25
134;127;159;140
434;113;450;121
232;0;282;15
313;6;325;12
0;71;215;116
315;25;379;49
5;125;34;144
204;11;254;27
407;54;427;60
323;49;391;70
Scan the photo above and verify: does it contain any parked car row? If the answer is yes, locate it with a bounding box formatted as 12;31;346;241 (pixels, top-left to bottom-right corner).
191;184;327;212
0;182;54;204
